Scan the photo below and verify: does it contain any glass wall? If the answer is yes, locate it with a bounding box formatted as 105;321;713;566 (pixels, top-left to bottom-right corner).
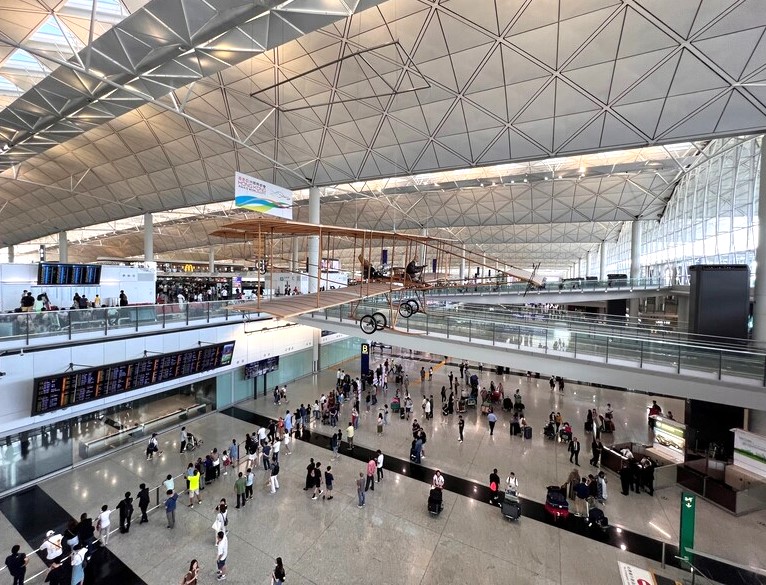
605;136;761;284
320;336;362;368
0;379;216;494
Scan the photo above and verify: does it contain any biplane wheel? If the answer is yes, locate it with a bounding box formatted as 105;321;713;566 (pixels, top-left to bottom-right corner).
398;302;414;318
372;312;387;330
406;299;420;313
360;315;377;335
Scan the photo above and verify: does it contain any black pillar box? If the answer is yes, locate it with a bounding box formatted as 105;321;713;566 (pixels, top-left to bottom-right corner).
685;399;744;460
688;265;749;339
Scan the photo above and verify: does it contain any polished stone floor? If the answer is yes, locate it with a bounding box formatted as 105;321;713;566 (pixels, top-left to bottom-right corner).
0;351;763;585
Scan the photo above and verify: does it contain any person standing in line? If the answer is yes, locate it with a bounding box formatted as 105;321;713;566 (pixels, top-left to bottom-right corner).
41;531;62;567
448;372;454;391
364;457;376;492
272;437;281;464
116;491;134;534
283;428;292;456
96;504;111;546
569;437;581;466
164;474;175;493
346;422;355;451
5;544;29;585
70;544;87;585
271;557;286;585
182;559;200;585
234;472;247;509
179;427;188;453
376;450;384;482
458;415;465;442
245;468;254;501
262;442;272;470
377;412;384;434
489;468;501;506
269;461;280;494
229;439;239;471
165;490;179;529
188;468;202;508
590;438;603;467
487;409;497;436
323;466;334;501
330;431;340;460
356;472;365;508
215;531;228;581
137;483;150;523
311;463;323;500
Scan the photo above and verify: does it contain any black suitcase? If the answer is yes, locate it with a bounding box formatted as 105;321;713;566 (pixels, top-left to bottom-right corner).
502;498;521;520
523;426;533;440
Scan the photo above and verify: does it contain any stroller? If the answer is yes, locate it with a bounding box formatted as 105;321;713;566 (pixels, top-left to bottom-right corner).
587;507;609;531
543;422;556;440
544;485;569;521
185;432;202;452
501;488;521;521
427;488;443;515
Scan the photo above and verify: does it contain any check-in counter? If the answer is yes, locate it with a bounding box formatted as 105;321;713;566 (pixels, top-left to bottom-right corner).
601;441;678;489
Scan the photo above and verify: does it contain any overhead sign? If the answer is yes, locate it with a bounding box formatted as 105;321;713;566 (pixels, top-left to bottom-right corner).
679;492;696;563
360;342;370;375
617;562;655;585
234;172;293;219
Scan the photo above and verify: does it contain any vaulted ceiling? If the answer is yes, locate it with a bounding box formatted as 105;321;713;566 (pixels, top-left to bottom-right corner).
1;0;765;272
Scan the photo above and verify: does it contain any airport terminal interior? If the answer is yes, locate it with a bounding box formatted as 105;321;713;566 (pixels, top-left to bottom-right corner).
2;1;766;584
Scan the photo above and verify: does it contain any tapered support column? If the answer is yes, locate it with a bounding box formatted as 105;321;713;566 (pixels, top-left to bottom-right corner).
629;220;642;318
599;242;607;280
307;187;320;293
143;213;153;263
58;232;68;263
754;142;766;342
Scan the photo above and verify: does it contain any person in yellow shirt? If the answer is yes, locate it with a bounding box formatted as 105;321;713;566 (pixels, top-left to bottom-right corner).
346;423;355;451
187;468;202;508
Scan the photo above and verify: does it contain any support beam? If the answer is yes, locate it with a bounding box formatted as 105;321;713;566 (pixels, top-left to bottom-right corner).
754;141;766;342
143;213;153;263
585;250;592;278
630;220;643;318
7;245;13;264
307;187;320;293
291;237;300;273
209;247;215;273
58;231;68;263
599;242;607;281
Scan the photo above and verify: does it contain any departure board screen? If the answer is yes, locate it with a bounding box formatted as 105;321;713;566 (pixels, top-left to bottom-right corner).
37;262;102;286
32;341;235;415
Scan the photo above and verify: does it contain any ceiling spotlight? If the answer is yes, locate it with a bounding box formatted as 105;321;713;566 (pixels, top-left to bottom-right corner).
523;178;528;183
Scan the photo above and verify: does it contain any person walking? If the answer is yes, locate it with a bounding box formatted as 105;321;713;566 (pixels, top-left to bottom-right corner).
271;557;286;585
311;463;323;500
245;468;254;501
568;437;581;466
146;432;162;460
272;437;281;464
346;422;355;451
215;531;228;581
489;468;501;506
590;438;603;467
269;461;280;494
487;409;497;436
376;450;384;482
182;559;200;585
116;492;134;534
137;483;150;523
229;439;240;471
323;466;334;501
188;468;202;508
330;432;339;460
70;544;86;585
458;415;465;443
96;505;111;545
164;490;179;529
179;427;188;453
5;545;29;585
356;472;365;508
377;412;384;434
364;457;376;491
234;472;246;509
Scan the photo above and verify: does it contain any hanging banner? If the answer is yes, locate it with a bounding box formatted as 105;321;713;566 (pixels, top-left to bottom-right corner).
234;172;293;219
679;492;696;563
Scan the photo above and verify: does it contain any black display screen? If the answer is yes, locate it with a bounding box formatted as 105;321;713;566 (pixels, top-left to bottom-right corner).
37;263;102;286
244;356;279;379
32;341;236;415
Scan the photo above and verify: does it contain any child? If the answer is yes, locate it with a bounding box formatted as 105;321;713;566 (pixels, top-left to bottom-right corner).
221;450;231;476
323;466;334;501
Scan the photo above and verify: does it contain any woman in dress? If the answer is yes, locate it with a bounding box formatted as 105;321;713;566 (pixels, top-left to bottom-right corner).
181;559;199;585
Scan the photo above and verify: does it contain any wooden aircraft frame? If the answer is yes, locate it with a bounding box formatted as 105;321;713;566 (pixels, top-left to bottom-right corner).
211;215;542;334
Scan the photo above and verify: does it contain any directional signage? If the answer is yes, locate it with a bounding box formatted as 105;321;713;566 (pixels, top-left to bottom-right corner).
679;491;696;563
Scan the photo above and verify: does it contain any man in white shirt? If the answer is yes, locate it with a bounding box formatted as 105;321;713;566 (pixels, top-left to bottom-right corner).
41;530;62;567
179;427;187;453
376;450;384;482
506;472;519;494
97;505;111;546
257;427;267;446
216;531;228;581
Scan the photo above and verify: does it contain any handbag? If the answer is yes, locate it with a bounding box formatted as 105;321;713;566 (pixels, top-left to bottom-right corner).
212;519;221;532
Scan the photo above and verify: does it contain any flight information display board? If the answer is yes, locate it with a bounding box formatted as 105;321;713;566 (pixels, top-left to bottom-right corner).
32;341;235;415
38;263;102;286
244;356;279;379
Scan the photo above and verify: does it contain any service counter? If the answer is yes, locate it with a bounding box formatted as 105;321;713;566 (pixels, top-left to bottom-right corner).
601;441;678;489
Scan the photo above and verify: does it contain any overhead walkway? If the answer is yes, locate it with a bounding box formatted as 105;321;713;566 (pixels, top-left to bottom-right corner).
295;303;766;410
421;277;673;305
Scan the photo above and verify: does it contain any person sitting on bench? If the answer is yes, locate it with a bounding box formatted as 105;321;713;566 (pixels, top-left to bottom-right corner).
359;254;384;279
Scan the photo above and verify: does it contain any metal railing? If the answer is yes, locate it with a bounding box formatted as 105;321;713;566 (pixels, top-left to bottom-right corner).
306;304;766;387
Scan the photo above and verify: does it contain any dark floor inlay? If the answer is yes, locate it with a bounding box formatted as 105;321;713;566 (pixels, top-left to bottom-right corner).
0;485;146;585
222;406;765;585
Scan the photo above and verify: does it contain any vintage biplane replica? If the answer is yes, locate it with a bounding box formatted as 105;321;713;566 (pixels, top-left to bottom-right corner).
211;216;542;334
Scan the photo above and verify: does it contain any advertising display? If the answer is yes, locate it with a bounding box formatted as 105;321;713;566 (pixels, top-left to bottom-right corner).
32;342;235;415
617;562;656;585
234;172;293;219
732;429;766;478
244;356;279;379
652;417;686;462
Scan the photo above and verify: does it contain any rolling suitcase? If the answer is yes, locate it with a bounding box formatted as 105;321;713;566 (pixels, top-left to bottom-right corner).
501;498;521;520
523;426;533;440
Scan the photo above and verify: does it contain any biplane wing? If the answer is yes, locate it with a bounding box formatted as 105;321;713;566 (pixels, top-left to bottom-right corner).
233;282;399;320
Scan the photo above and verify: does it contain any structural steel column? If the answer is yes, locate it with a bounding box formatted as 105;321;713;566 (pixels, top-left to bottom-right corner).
599;241;607;280
58;231;68;263
753;142;766;342
586;251;592;277
629;220;642;317
307;187;320;293
143;213;153;263
459;247;466;281
209;247;215;273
